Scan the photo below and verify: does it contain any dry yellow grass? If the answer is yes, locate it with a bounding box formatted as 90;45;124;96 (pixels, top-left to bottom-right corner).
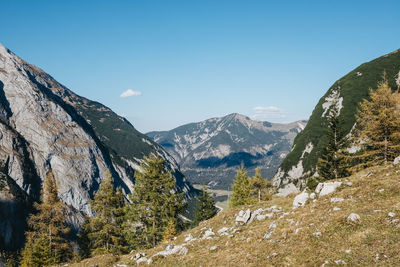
70;165;400;266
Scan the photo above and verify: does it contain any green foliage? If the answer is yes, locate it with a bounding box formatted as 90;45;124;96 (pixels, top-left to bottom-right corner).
351;78;400;168
306;176;320;191
83;170;127;256
279;49;400;179
250;167;272;202
317;100;350;180
124;155;184;249
193;186;217;225
20;171;72;266
230;166;252;208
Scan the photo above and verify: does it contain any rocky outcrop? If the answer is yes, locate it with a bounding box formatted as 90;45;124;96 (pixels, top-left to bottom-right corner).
0;43;195;251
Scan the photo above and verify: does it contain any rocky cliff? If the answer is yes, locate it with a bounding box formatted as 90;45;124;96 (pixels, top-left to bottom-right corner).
0;44;194;251
148;113;307;189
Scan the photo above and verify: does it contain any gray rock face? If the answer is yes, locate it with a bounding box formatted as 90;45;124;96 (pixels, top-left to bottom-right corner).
0;43;195;250
148;113;307;189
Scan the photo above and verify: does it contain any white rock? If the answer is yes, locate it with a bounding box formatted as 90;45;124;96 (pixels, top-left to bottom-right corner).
313;232;322;237
388;212;396;217
269;221;277;229
263;232;273;239
184;234;195;242
218;227;230;235
256;214;268;221
202;228;215;239
276;183;300;197
347;213;361;223
394;155;400;165
248;208;263;224
136;257;148;264
235;209;251;225
209;245;218;252
178;247;188;255
321;260;330;267
152;244;187;257
293;191;309;208
310;192;316;199
378;188;385;193
345;249;351;254
316;181;342;197
295;227;302;234
333;207;341;211
330;197;344;203
346;182;353;186
373;209;382;213
334;259;347;265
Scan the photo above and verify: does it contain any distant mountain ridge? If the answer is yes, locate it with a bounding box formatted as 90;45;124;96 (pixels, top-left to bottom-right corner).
0;43;195;251
147;113;307;189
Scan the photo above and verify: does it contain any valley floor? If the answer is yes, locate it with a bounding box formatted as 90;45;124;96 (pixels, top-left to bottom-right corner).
71;165;400;266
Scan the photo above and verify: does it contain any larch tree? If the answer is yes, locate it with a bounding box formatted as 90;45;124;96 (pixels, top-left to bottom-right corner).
229;165;252;208
124;155;184;249
351;78;400;168
250;168;272;202
20;171;72;267
317;100;349;180
84;170;126;255
193;185;217;225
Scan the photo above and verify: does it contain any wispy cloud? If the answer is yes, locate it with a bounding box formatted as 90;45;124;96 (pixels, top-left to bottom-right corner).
251;106;286;120
120;89;142;98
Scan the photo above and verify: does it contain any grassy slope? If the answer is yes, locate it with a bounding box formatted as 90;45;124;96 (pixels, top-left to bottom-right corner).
280;49;400;177
71;164;400;266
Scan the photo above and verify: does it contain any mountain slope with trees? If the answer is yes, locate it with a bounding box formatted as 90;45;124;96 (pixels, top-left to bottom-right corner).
274;48;400;192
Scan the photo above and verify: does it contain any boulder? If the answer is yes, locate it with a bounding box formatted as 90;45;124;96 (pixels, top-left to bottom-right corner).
263;232;273;239
269;221;277;229
293;192;309;208
217;227;230;236
315;182;342;197
202;228;215;239
248;208;264;224
209;245;218;252
347;213;361;223
235;209;251;225
276;183;300;197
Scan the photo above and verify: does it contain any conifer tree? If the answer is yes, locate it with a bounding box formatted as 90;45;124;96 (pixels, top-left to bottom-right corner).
162;219;177;243
124;155;184;249
193;185;217;225
20;171;71;267
250;168;272;202
351;78;400;167
84;170;126;255
229;165;252;208
317;100;349;180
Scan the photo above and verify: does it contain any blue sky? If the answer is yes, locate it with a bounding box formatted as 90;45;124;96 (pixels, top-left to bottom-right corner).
1;0;400;132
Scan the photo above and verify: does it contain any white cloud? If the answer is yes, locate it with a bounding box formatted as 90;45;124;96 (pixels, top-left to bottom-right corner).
120;89;142;98
251;106;286;120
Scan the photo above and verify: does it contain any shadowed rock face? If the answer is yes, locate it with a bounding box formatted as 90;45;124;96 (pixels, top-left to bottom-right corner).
0;44;195;251
148;113;307;190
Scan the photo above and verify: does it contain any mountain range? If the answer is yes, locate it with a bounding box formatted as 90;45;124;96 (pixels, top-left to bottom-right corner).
0;44;195;251
147;113;307;190
273;48;400;195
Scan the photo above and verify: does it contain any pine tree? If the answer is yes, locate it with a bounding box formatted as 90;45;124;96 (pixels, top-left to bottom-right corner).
229;165;252;208
317;100;349;180
20;171;72;267
124;155;184;249
162;219;177;243
250;168;272;202
193;186;217;225
84;170;126;256
351;78;400;168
